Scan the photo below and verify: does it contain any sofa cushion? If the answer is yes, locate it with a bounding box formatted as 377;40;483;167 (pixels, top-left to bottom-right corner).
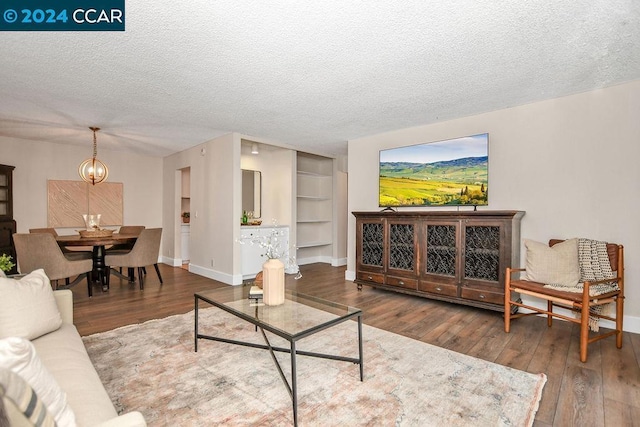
0;337;76;427
0;269;62;340
33;324;119;426
524;238;580;287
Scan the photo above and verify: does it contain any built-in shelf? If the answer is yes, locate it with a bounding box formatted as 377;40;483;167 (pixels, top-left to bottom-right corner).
296;170;331;178
296;152;333;265
296;241;332;249
297;195;331;200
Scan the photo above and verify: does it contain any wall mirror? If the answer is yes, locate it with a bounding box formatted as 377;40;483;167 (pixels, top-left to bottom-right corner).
241;169;261;218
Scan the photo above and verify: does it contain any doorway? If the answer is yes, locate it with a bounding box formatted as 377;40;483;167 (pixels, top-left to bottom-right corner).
179;167;191;267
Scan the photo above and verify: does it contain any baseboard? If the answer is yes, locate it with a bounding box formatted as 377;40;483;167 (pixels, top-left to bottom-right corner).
298;255;332;266
297;256;347;267
345;269;356;281
331;257;347;267
298;256;345;266
623;315;640;334
188;264;241;285
161;256;182;267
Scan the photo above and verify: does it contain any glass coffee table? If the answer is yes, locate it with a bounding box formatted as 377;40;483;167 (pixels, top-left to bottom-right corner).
194;287;363;426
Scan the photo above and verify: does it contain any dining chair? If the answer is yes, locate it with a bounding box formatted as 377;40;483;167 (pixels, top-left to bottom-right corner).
106;225;146;277
13;233;94;296
29;228;92;260
105;228;163;290
28;227;57;235
106;225;145;252
118;225;146;235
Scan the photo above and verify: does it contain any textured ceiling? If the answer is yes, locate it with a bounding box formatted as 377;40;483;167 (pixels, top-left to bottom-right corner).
1;1;639;158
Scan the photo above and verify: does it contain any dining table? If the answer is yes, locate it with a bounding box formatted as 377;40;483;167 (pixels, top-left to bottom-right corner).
56;233;138;292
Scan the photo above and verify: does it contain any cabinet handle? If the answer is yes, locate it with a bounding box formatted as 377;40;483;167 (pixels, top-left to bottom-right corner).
479;294;486;299
367;275;373;280
435;287;442;291
398;280;404;285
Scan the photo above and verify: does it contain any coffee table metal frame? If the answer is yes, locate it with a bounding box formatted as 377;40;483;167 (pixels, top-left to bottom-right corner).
194;288;363;426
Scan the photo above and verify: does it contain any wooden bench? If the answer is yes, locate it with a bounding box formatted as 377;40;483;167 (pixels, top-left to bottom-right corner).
504;239;624;362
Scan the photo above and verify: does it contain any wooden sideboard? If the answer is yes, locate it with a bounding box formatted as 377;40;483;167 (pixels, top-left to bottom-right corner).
353;210;524;312
0;164;18;275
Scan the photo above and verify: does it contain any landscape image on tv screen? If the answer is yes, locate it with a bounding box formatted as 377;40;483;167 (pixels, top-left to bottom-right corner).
379;133;488;207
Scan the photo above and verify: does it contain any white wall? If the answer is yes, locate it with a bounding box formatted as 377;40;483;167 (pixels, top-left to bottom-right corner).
163;133;240;284
164;135;301;285
333;155;348;266
347;80;640;332
161;145;201;265
240;143;295;227
1;136;162;234
263;149;296;229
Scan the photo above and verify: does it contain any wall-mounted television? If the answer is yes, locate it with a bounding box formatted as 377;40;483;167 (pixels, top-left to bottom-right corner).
379;133;489;207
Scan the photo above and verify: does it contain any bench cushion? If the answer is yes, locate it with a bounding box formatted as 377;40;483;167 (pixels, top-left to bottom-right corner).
524;238;580;287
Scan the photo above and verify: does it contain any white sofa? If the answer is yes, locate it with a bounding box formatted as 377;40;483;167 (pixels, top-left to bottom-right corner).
1;288;146;427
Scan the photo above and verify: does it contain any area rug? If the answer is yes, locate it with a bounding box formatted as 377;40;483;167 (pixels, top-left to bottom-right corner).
83;308;546;426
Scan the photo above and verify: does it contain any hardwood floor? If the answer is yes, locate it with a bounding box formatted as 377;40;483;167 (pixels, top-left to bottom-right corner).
71;263;640;426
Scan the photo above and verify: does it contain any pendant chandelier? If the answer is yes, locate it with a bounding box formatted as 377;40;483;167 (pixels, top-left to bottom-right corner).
78;127;109;185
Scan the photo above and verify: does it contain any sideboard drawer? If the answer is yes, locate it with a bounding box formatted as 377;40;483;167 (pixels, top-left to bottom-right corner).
418;280;458;297
461;288;503;305
386;275;418;290
357;271;384;285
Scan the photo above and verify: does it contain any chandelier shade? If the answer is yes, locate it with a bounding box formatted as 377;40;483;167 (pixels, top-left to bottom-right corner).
79;127;109;185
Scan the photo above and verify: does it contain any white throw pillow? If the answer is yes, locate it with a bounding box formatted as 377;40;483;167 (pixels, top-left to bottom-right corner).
0;269;62;340
0;367;58;426
524;238;580;287
0;337;76;427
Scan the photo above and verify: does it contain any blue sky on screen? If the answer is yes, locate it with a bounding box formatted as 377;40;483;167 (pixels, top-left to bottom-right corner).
380;133;488;164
